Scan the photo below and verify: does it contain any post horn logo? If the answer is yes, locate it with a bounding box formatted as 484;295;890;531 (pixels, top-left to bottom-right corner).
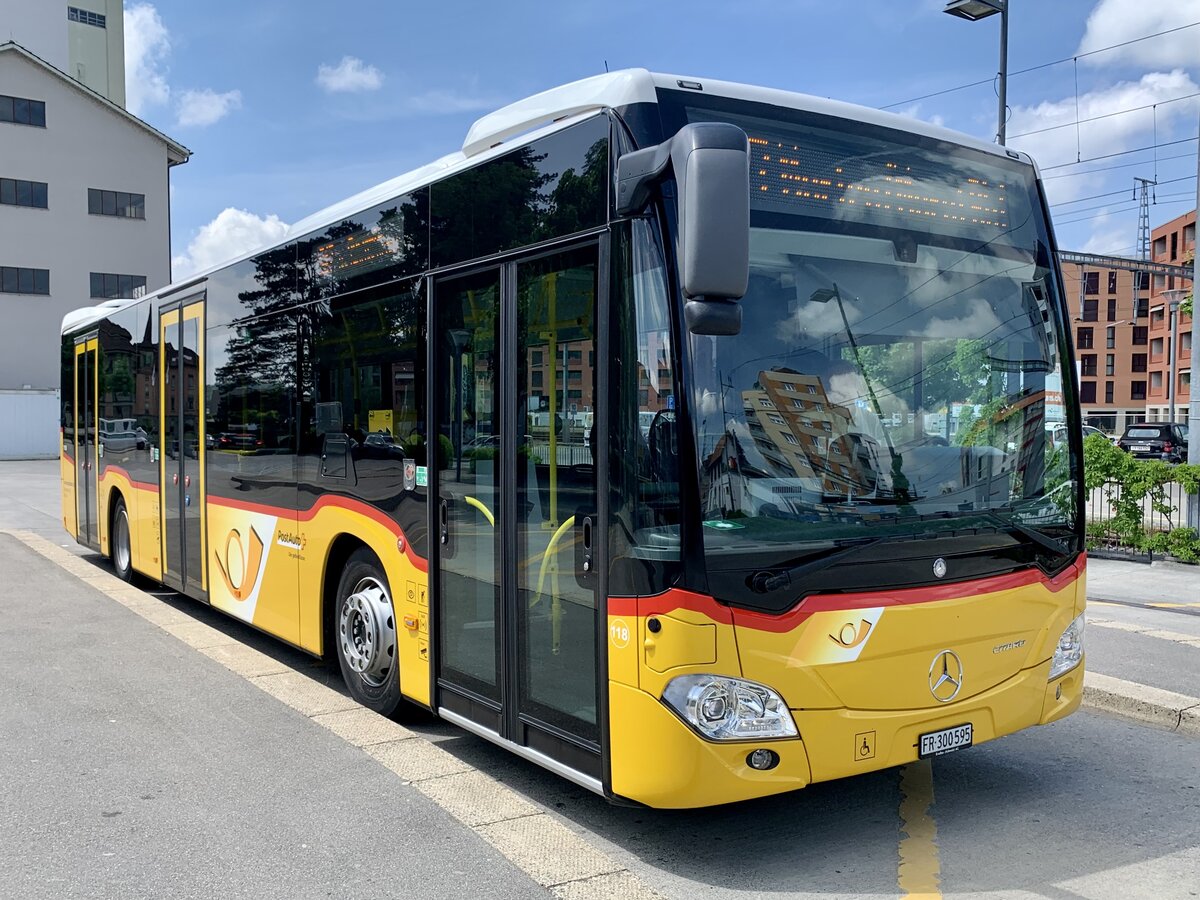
928;649;964;703
214;525;264;601
829;619;872;649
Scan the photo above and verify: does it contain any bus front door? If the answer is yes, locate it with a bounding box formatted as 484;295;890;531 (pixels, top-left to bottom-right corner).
433;242;603;784
73;336;99;550
159;300;207;597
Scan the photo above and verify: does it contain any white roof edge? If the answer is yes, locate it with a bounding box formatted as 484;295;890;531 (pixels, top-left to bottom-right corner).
462;69;657;157
62;299;138;335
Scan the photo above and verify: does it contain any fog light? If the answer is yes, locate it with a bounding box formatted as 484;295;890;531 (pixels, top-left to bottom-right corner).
747;748;779;770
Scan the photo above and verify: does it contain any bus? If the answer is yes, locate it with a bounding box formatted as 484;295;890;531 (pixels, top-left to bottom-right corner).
60;69;1085;809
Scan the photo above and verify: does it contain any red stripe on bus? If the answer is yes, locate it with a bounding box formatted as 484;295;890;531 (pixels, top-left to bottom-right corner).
609;554;1083;634
99;464;159;493
208;493;429;573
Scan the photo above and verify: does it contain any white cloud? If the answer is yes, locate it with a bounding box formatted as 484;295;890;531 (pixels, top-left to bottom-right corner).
1078;0;1200;69
172;208;290;280
124;3;170;115
176;88;242;128
316;56;384;93
1008;70;1200;200
896;103;945;130
1080;213;1136;255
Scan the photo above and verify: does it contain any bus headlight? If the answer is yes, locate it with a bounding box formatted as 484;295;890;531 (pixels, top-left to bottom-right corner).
1048;613;1085;681
662;674;798;741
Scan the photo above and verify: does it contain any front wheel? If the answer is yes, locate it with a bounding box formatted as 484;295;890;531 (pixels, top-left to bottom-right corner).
111;498;133;582
333;548;403;716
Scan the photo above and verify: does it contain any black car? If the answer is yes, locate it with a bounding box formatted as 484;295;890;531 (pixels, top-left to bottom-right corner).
1116;422;1189;463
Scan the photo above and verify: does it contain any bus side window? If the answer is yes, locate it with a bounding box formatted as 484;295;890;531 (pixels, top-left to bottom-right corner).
608;220;683;595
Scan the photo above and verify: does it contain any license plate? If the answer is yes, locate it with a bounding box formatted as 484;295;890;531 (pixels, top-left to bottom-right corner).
918;723;973;758
1132;445;1151;452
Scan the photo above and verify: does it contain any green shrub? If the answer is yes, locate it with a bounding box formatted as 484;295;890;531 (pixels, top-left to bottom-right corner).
1084;432;1200;562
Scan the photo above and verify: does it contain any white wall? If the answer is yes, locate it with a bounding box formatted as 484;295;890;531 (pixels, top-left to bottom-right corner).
0;390;59;459
0;1;67;69
0;49;172;391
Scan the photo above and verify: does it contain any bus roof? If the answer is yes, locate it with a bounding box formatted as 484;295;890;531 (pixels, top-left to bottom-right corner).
63;68;1032;336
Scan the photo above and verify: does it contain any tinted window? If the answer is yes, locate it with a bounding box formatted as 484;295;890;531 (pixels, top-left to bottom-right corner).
1125;427;1164;438
431;115;608;267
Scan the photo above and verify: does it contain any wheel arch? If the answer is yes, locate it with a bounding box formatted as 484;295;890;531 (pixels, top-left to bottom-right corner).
104;485;126;559
321;532;377;660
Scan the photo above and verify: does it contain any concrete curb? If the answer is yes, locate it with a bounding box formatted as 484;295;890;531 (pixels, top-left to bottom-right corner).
1083;671;1200;737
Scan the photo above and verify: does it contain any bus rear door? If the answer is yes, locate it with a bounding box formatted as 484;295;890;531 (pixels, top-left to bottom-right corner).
159;298;207;597
73;335;99;550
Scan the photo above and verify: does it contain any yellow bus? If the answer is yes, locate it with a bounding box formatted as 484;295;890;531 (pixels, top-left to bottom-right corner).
60;69;1085;809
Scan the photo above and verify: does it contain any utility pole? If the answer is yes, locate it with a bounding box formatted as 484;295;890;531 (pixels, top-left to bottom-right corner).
1187;109;1199;528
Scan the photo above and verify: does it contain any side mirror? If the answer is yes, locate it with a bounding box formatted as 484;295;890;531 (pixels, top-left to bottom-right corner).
616;123;749;335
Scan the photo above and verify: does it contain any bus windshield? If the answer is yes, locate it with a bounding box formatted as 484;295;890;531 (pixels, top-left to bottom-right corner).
678;104;1079;573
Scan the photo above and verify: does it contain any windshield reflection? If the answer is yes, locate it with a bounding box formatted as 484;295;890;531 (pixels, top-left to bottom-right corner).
690;218;1075;552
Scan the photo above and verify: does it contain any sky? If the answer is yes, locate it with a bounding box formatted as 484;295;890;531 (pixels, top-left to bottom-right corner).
116;0;1200;281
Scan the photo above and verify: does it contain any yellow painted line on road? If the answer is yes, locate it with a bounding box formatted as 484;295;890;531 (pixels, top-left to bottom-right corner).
1147;602;1200;609
4;529;664;900
897;759;941;899
1087;600;1118;607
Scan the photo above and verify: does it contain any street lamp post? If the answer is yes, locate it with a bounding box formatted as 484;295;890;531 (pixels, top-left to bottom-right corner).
944;0;1009;144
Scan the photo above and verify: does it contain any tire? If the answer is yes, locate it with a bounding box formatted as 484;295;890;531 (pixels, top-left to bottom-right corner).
333;548;403;716
111;498;133;583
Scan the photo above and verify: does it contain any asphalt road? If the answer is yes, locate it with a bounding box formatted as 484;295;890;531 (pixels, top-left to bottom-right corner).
3;459;1198;899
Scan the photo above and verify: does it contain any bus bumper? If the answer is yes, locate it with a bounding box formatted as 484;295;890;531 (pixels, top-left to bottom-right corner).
608;658;1082;809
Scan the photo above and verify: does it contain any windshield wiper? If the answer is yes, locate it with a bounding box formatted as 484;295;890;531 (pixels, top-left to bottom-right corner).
979;511;1071;558
749;537;879;593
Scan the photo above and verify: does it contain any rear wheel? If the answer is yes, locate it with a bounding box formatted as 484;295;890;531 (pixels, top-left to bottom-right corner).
111;498;133;583
333;548;403;715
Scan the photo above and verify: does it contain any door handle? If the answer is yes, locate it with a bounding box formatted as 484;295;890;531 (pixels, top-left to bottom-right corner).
439;498;449;545
581;515;593;574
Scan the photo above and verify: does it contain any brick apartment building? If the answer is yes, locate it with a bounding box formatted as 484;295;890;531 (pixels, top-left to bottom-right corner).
1059;209;1195;434
1146;210;1195;424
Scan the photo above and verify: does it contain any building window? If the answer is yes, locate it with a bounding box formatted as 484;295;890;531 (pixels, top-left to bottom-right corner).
782;382;796;392
1105;381;1114;403
1076;327;1093;349
88;189;145;219
531;370;542;388
1131;353;1147;372
1107;298;1117;321
67;6;106;27
89;272;146;299
1081;299;1098;321
1079;382;1096;404
1150;337;1164;359
1131;381;1146;400
1137;272;1150;291
1132;326;1148;346
1108;271;1118;294
1105;354;1115;376
0;178;48;209
0;94;47;127
0;266;50;295
1151;371;1163;391
1106;327;1116;349
1083;271;1099;295
1080;354;1097;377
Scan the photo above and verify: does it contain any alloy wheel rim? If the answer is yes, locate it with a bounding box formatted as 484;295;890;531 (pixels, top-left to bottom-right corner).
338;576;396;687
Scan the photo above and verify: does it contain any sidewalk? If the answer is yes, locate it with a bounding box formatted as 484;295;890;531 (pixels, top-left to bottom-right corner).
1086;555;1199;606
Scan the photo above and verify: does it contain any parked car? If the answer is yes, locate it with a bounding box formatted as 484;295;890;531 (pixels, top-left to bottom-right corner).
1115;422;1189;463
1046;422;1108;449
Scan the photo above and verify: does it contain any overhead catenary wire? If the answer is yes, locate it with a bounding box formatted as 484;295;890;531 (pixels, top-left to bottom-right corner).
1007;91;1200;140
1049;174;1198;209
879;20;1200;111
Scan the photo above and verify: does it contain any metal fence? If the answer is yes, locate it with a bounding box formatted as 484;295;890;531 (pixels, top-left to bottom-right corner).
1085;480;1194;562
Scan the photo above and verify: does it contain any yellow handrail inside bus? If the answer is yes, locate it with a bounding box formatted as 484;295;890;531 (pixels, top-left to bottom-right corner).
463;495;494;527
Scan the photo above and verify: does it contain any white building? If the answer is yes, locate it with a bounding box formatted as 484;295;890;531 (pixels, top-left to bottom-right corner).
0;20;188;454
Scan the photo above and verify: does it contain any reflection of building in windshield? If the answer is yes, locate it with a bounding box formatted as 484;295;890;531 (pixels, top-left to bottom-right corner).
741;368;879;498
